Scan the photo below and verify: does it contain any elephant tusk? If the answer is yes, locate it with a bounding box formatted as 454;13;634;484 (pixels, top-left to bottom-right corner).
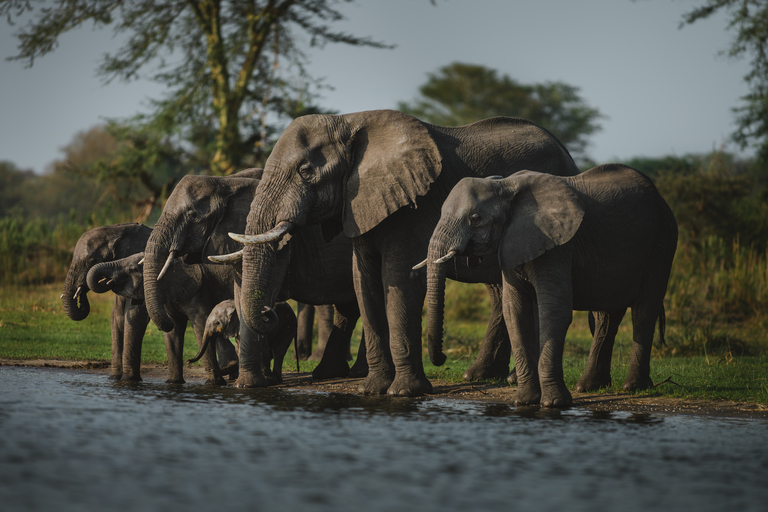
433;250;458;265
138;257;144;265
98;277;108;284
412;258;428;270
229;220;294;245
261;305;277;323
208;250;243;264
73;286;83;300
60;293;65;299
157;251;177;281
106;279;115;286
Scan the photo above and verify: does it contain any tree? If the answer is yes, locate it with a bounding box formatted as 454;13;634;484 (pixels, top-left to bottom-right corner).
1;0;389;175
680;1;768;163
397;62;604;163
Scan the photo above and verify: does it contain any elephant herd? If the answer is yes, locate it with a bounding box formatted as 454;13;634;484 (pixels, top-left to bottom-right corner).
63;109;678;407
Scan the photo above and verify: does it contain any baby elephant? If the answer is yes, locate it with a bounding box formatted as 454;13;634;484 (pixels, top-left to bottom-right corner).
423;164;678;407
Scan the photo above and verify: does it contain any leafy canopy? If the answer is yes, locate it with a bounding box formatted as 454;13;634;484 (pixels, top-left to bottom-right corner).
681;0;768;163
397;62;604;163
1;0;389;176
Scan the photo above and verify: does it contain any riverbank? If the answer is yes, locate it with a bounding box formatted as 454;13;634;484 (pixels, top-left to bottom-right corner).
4;358;767;420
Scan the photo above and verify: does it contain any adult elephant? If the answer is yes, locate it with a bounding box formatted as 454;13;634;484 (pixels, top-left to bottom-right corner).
142;171;365;387
232;109;587;397
62;223;151;381
422;166;678;406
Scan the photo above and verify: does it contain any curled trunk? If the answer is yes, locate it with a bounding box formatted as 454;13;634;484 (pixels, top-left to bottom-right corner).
62;267;90;321
86;261;119;293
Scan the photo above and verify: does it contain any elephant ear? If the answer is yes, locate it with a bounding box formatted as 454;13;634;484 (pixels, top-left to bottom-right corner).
498;172;585;270
342;110;442;237
201;179;259;260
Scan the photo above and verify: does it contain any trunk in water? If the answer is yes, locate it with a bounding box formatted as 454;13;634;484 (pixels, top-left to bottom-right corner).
62;266;90;321
426;242;450;367
143;225;176;333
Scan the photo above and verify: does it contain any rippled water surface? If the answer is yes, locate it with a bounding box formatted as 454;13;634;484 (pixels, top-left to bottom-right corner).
1;367;767;511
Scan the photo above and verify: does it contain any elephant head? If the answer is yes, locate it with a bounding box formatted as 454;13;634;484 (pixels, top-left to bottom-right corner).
232;110;443;333
62;223;151;321
421;172;585;365
188;299;239;365
143;171;261;332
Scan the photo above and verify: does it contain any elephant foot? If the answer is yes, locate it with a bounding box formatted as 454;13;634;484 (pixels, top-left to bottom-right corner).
507;368;517;385
165;378;185;385
575;372;612;393
540;381;573;408
513;380;541;405
219;362;239;377
266;371;283;385
348;357;369;378
387;371;433;397
204;374;227;386
463;360;511;381
120;374;143;382
108;373;122;381
358;371;394;395
312;356;349;381
623;373;654;391
226;370;239;381
234;371;270;388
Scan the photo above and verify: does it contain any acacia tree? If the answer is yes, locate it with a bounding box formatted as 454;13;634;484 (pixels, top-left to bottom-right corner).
397;62;604;163
681;0;768;163
2;0;388;175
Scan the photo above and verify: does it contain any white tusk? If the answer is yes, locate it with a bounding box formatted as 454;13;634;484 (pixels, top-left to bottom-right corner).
73;286;83;300
138;257;144;265
157;251;177;281
412;258;428;270
106;279;115;286
60;293;65;299
433;250;458;265
98;277;108;284
229;220;294;245
208;250;243;264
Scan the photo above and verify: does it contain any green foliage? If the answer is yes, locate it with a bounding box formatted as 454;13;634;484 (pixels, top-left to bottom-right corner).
681;1;768;164
397;62;604;163
1;0;388;175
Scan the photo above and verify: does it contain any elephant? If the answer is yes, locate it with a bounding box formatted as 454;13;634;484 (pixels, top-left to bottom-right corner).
231;109;595;397
295;304;341;362
86;252;244;384
422;164;678;407
141;170;366;387
62;223;152;381
188;299;297;383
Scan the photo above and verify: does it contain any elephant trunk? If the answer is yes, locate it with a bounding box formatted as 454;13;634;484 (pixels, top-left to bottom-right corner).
188;330;215;364
426;241;450;367
62;266;90;321
143;224;176;332
86;261;119;294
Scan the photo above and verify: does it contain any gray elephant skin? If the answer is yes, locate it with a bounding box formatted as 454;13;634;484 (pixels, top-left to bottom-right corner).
141;170;365;387
62;223;151;381
87;252;243;384
188;299;297;382
424;164;678;407
234;109;597;397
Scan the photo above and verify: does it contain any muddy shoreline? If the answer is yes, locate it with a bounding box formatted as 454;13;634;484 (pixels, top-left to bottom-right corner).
4;358;767;420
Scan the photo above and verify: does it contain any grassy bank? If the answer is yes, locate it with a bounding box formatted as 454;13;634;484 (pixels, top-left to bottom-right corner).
2;283;767;404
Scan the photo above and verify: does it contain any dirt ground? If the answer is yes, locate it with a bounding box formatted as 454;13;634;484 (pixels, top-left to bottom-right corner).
4;358;768;420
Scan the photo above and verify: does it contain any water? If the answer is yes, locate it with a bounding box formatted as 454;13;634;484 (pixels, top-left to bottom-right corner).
1;367;767;512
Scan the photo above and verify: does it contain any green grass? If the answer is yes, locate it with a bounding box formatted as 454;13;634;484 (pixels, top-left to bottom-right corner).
2;283;768;404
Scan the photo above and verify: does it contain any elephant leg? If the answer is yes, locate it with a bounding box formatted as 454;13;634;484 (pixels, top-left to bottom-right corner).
501;275;540;405
109;296;126;380
232;282;271;388
268;303;297;383
576;309;627;392
295;302;314;360
348;328;368;378
624;300;661;391
163;314;188;384
312;302;359;380
120;301;149;382
215;337;239;378
463;283;512;381
353;238;395;395
308;305;335;362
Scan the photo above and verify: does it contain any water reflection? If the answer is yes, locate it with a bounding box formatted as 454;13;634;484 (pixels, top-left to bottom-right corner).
1;366;767;512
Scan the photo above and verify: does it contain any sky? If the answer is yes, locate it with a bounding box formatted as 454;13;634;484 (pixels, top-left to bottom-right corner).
0;0;753;174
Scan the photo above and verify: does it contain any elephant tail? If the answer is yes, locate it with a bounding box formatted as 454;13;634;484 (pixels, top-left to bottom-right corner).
657;306;667;347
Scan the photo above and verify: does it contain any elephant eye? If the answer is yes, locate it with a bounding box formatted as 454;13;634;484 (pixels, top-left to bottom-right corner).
298;163;315;181
469;213;482;225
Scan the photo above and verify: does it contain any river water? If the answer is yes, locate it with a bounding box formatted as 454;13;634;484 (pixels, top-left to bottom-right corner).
1;366;767;512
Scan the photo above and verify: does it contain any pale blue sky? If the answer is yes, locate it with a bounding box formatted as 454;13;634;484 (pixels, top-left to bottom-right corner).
0;0;752;174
